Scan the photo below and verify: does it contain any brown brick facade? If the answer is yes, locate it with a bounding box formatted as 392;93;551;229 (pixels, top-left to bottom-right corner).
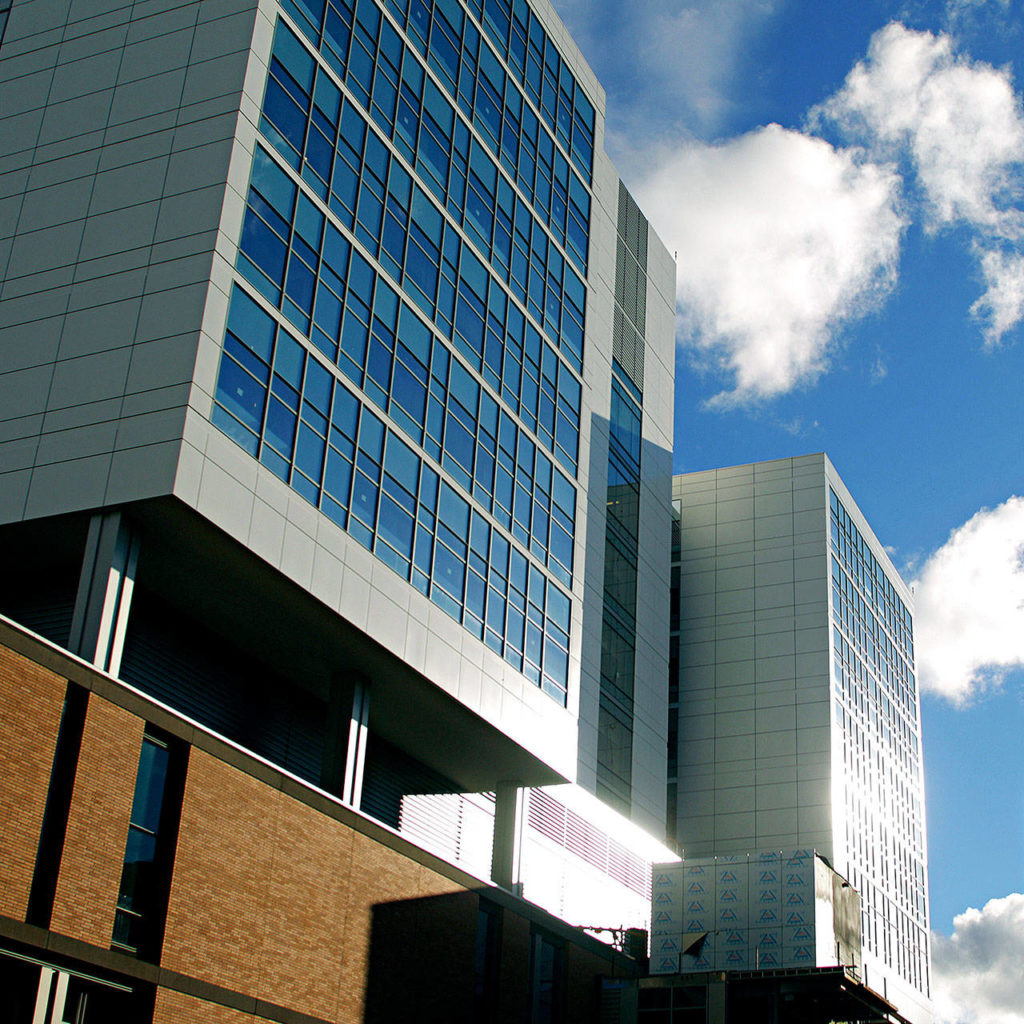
162;749;468;1023
160;750;280;998
152;989;273;1024
257;795;355;1020
0;630;641;1024
0;644;67;920
497;911;533;1023
49;694;145;947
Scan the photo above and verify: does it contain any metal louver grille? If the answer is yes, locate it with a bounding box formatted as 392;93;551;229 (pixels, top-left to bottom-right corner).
528;789;651;899
399;790;496;880
119;592;324;786
613;306;645;393
613;182;649;394
617;181;649;271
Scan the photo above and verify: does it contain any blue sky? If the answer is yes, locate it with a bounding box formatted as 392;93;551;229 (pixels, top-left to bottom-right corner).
550;1;1024;1019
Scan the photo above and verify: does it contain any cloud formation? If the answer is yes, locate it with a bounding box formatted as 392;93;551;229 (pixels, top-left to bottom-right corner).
912;496;1024;703
636;125;904;406
818;23;1024;233
944;0;1015;37
971;246;1024;347
817;22;1024;344
626;19;1024;402
932;894;1024;1024
551;0;779;174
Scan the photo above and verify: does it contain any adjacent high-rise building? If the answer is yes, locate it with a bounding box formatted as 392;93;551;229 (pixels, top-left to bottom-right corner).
667;455;932;1024
0;0;674;1018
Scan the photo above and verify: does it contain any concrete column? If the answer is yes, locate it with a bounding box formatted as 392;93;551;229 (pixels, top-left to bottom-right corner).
68;511;139;676
491;782;525;892
708;978;727;1024
32;968;68;1024
321;673;370;809
32;968;54;1024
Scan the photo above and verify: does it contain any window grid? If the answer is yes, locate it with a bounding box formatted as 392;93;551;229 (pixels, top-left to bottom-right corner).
213;283;572;702
215;0;600;703
276;0;591;282
829;488;928;996
239;133;581;481
286;0;594;185
256;21;585;432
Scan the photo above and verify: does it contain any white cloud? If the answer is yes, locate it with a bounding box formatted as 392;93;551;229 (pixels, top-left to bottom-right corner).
971;246;1024;346
912;496;1024;703
550;0;779;176
581;17;1024;402
944;0;1014;35
870;348;889;381
630;0;779;133
932;894;1024;1024
636;124;904;405
817;22;1024;235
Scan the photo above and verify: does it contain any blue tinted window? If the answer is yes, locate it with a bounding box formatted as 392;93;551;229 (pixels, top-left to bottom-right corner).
227;288;276;362
220;6;596;701
385;431;419;491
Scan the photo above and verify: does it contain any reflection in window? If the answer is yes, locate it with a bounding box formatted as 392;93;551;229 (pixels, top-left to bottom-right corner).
112;730;184;959
214;282;574;702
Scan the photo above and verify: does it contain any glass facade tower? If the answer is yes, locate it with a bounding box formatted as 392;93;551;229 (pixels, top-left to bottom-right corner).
0;0;675;880
670;454;932;1024
829;485;929;1000
213;1;590;701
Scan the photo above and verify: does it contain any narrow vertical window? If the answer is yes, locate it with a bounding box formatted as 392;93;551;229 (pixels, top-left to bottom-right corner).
474;901;500;1023
529;929;564;1024
112;729;186;959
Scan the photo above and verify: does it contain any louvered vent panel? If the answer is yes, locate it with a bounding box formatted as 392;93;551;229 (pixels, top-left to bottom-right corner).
527;790;651;899
613;307;645;393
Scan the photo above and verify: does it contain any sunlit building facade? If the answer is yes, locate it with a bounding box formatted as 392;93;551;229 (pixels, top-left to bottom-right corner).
0;0;675;1018
669;454;932;1024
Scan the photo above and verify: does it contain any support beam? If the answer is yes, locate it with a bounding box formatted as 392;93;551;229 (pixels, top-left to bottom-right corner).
32;968;53;1024
491;782;525;893
708;979;727;1024
321;673;370;810
68;511;139;677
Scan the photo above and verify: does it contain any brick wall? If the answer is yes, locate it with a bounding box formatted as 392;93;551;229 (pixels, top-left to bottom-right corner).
0;630;641;1024
49;694;144;946
258;794;355;1019
152;989;273;1024
335;828;474;1022
497;911;532;1024
567;942;612;1023
162;749;468;1023
160;749;279;997
0;644;66;919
